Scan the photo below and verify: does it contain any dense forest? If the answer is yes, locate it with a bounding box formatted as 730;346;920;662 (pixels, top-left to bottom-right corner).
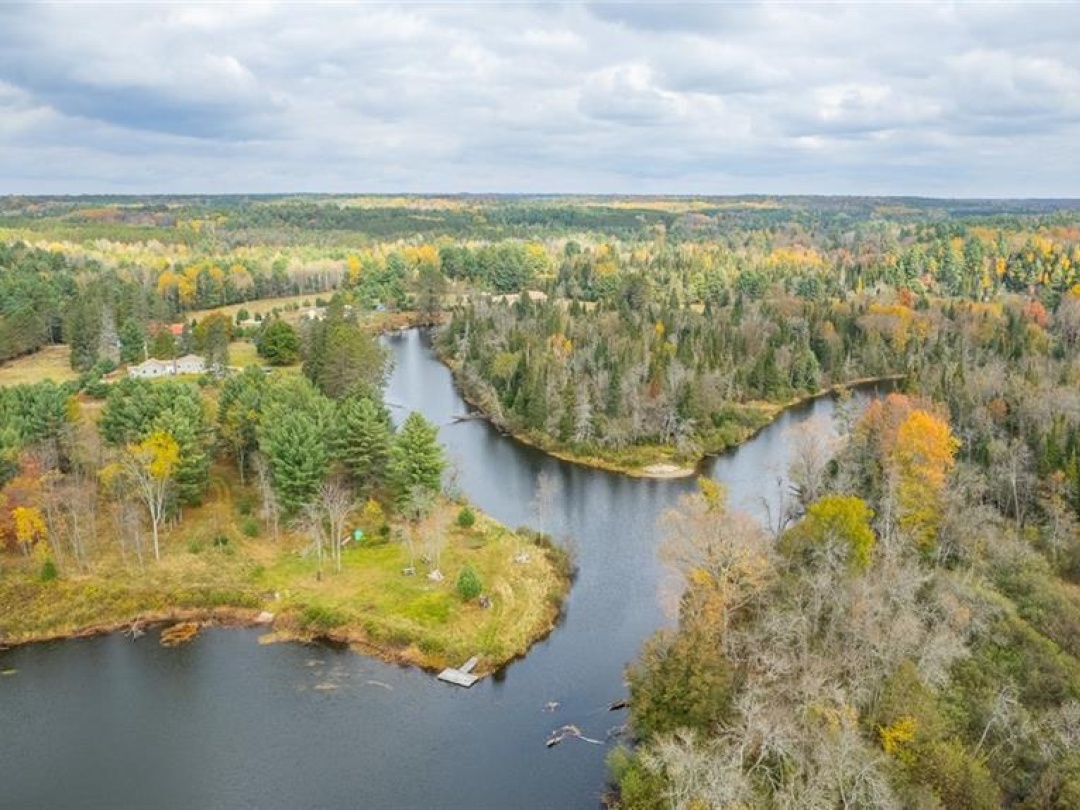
4;196;1080;805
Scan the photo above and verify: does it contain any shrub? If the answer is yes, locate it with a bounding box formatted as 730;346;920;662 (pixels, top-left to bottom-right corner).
457;565;482;601
457;506;476;529
241;517;260;538
40;559;58;582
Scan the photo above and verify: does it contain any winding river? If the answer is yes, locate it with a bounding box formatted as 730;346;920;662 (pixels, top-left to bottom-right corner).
0;330;870;809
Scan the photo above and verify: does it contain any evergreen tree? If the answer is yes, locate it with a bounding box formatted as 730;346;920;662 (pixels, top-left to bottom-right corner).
333;395;392;493
257;317;300;366
302;303;387;399
259;379;332;516
154;395;211;507
217;367;268;483
389;411;446;504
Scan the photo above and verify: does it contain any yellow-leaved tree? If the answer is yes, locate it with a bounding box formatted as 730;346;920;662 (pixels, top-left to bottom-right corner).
892;409;960;552
12;505;47;558
102;431;179;561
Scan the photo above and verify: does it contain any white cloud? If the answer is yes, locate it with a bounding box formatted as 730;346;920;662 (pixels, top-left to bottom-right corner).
0;2;1077;195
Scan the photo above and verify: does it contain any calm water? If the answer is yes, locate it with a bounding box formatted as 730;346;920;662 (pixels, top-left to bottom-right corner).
0;329;865;810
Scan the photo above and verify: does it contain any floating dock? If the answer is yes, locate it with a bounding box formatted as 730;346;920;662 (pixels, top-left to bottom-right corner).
437;656;480;688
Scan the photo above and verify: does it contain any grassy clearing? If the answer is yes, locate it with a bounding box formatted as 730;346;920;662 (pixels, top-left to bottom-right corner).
189;293;318;324
259;510;569;671
0;346;79;387
228;340;262;368
0;480;570;675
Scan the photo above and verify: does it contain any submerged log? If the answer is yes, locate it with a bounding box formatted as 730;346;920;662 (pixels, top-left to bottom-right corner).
160;622;201;647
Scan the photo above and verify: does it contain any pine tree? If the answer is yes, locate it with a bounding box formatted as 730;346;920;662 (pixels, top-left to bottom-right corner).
334;395;393;493
260;405;329;517
154;393;211;506
389;411;446;504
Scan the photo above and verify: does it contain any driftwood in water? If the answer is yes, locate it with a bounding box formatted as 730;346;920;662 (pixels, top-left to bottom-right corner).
545;724;603;748
608;699;629;711
160;622;201;647
451;413;486;424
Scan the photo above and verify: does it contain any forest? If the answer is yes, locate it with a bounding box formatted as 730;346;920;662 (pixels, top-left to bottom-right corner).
4;195;1080;805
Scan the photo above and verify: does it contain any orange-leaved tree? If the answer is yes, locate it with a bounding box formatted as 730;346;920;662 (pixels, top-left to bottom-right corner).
892;409;960;552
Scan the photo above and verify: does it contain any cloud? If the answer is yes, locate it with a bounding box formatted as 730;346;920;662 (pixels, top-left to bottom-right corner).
0;2;1077;195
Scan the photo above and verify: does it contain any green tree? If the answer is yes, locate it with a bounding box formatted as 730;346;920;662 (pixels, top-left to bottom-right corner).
389;412;446;504
303;305;387;399
456;564;482;601
217;367;267;483
333;395;392;493
192;311;232;369
412;262;448;321
155;394;211;506
257;318;300;366
259;380;332;516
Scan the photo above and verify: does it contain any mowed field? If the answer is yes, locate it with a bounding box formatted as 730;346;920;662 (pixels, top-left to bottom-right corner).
0;345;79;386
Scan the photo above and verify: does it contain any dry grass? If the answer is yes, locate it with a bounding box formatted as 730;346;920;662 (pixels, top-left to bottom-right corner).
228;340;262;368
0;346;79;387
189;294;317;324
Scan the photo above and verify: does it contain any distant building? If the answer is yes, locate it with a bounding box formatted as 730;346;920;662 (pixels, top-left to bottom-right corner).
174;354;207;375
491;290;549;306
127;359;172;379
128;354;207;379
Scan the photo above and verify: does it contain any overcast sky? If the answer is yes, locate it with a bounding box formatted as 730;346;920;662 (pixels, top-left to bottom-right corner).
1;2;1078;197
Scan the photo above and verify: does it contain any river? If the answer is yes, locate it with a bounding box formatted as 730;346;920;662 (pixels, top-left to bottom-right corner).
0;329;869;809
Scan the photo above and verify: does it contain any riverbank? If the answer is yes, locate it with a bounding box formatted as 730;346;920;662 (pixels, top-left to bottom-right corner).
437;340;903;478
0;500;572;677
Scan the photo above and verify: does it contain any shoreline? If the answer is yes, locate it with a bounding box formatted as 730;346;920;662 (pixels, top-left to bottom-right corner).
0;563;570;679
0;515;574;681
437;338;903;478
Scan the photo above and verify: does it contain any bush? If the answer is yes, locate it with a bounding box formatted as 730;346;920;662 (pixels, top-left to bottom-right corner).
457;565;483;601
40;559;58;582
84;378;109;399
457;506;476;529
241;517;260;538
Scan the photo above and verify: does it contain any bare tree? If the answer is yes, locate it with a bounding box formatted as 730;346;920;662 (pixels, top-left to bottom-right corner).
252;451;280;542
400;485;435;570
660;480;774;650
320;479;354;574
423;504;452;574
788;415;838;512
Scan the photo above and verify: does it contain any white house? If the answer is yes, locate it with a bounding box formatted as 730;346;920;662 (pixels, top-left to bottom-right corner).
128;359;169;379
128;354;206;379
174;354;207;375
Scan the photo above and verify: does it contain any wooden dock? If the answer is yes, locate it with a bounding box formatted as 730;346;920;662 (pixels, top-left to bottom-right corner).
437;656;480;688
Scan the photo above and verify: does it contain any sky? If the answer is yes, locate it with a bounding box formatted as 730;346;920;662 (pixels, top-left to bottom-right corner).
1;2;1078;197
